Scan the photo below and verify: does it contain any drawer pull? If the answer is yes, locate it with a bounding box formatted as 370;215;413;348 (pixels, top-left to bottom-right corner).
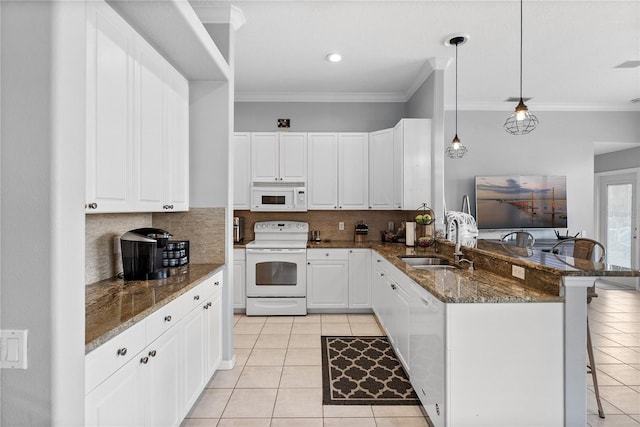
325;253;329;256
140;356;149;364
214;281;220;286
148;350;157;357
164;315;172;322
390;284;397;290
204;304;209;310
194;295;200;301
116;347;127;356
208;302;212;308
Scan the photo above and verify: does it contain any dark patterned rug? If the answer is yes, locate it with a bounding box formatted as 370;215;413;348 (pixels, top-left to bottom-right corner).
321;336;421;405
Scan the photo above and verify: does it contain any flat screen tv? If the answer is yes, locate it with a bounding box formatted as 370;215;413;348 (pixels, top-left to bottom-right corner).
475;175;568;229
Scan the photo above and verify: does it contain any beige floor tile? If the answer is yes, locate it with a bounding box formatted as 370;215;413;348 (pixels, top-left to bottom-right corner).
246;348;287;366
599;364;640;385
371;405;425;417
323;418;376;427
222;389;278;418
180;419;219;427
254;334;290;349
261;323;293;335
593;334;626;347
321;323;352;336
592;323;628;335
374;417;430;427
631;414;640;423
599;386;640;414
291;323;322;334
588;370;623;387
280;365;322;388
593;349;624;364
270;418;323;427
234;334;259;349
609;323;640;334
600;347;640;364
588;389;624;415
284;348;322;366
293;314;322;324
236;366;283;389
266;316;295;324
288;334;321;349
187;388;233;419
323;405;374;418
234;349;252;366
234;323;264;335
587;414;640;427
321;314;349;323
206;365;243;389
347;314;378;324
237;316;268;324
350;323;384;336
216;419;271;427
273;388;323;418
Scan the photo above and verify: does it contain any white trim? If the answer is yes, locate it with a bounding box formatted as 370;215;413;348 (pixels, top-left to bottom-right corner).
191;4;246;30
235;91;407;103
444;102;640;112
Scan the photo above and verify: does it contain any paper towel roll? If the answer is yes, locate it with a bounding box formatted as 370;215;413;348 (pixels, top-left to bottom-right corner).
406;221;416;246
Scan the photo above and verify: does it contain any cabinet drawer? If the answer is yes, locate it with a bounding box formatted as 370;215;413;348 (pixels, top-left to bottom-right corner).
307;249;349;260
85;321;146;394
145;299;183;345
181;276;215;313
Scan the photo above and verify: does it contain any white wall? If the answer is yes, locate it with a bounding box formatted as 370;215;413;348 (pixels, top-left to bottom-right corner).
443;110;640;238
234;102;405;132
595;144;640;173
1;2;85;424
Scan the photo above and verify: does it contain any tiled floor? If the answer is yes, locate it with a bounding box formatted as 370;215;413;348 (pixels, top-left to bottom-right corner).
587;283;640;426
182;313;430;427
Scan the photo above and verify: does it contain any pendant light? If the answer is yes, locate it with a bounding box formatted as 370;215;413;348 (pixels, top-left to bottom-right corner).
446;35;468;159
504;0;538;135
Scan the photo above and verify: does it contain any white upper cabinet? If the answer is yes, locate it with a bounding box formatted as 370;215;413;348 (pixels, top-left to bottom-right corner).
307;133;339;209
85;1;134;213
251;132;307;183
369;128;394;210
86;1;189;214
394;119;431;210
338;133;369;210
233;133;252;209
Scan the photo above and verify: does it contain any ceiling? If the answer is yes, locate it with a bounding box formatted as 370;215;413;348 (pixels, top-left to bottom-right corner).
203;0;640;152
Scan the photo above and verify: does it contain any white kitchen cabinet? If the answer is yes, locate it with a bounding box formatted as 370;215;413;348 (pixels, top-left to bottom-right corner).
181;296;206;413
233;248;246;310
85;1;134;213
307;133;339;209
307;249;349;309
348;249;371;308
393;119;431;210
391;279;411;371
204;278;223;378
251;132;307;183
338;133;369;210
233;133;251;209
369;128;395;210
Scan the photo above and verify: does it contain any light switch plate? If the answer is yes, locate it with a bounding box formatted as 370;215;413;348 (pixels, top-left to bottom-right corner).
1;329;28;369
512;265;525;280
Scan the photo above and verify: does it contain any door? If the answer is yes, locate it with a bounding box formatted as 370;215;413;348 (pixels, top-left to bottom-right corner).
338;133;369;210
233;133;251;209
251;133;279;182
308;133;339;209
279;133;307;182
164;66;189;211
349;249;372;308
598;172;638;271
246;249;307;297
307;259;349;309
369;128;394;210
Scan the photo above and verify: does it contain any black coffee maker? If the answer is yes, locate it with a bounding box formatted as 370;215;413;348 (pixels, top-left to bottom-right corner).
121;228;172;280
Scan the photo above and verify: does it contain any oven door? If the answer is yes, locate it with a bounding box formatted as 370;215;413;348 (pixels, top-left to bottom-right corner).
246;248;307;297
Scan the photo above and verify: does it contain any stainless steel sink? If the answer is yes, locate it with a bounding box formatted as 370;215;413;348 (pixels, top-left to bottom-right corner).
413;264;457;271
399;256;450;266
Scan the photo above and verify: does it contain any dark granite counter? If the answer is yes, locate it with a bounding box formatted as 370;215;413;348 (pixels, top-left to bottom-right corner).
85;263;223;353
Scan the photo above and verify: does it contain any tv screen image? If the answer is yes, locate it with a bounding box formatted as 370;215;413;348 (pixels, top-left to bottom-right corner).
475;175;568;229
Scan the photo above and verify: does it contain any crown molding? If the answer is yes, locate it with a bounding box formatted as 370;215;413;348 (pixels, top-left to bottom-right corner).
444;101;640;112
191;3;246;30
403;57;453;101
235;91;407;103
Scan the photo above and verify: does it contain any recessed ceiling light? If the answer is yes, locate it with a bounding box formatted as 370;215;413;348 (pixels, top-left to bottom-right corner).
326;53;342;63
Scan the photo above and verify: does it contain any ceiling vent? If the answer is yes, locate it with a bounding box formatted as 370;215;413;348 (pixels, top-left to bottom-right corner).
505;96;532;102
614;60;640;68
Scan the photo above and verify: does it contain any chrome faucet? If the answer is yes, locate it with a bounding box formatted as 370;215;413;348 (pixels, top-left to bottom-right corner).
451;217;474;270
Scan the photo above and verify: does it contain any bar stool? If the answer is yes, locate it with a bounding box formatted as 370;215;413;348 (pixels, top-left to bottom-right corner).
501;231;535;249
551;237;606;418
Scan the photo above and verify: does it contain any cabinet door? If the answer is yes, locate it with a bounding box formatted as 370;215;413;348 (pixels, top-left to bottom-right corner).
400;119;431;209
308;133;338;210
392;121;403;210
143;327;182;427
233;260;246;309
251;133;279;182
371;263;386;320
133;37;165;212
338;133;369;210
369;128;394;210
379;274;396;340
181;303;206;413
233;133;251;209
279;133;307;182
85;354;145;427
392;282;411;372
307;260;349;309
86;1;134;213
164;66;189;212
205;284;223;378
349;249;372;308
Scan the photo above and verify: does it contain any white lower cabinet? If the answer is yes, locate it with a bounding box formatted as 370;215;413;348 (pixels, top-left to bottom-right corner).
233;248;246;310
86;271;223;427
307;249;349;309
348;249;371;308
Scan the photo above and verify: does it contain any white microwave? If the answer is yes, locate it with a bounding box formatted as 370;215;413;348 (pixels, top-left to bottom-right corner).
250;183;307;212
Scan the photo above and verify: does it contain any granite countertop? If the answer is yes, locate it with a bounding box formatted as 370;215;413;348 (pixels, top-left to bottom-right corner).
85;263;223;353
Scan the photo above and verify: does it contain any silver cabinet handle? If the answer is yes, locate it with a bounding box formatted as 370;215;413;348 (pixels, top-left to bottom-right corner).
116;347;127;356
207;302;212;308
164;315;172;322
148;350;157;357
390;283;397;290
204;304;209;310
214;281;220;286
87;202;98;210
194;295;200;301
140;356;149;364
376;259;381;263
325;253;329;256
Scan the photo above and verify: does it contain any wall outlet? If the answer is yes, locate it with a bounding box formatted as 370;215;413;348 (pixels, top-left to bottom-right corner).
338;221;345;231
512;265;525;280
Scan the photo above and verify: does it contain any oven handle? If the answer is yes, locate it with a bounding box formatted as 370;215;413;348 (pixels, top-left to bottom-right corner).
246;248;307;254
